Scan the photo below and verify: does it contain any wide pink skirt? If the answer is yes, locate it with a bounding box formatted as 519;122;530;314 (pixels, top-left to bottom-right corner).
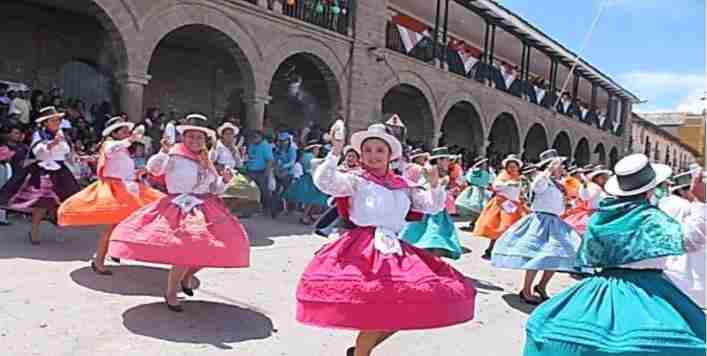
563;207;593;236
296;227;476;331
108;194;250;268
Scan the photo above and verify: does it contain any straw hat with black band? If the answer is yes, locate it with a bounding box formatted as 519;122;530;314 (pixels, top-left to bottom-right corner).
586;165;612;181
471;157;489;169
304;139;324;151
502;154;523;169
408;148;429;162
350;123;403;160
176;114;216;139
537;149;566;169
604;154;672;197
35;106;65;124
102;116;134;137
429;147;454;161
217;122;239;137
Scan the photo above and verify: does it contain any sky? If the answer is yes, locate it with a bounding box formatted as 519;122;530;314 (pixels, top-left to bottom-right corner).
498;0;706;113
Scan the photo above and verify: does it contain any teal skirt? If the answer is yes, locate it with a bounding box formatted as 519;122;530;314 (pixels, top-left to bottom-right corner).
284;173;329;207
524;269;706;356
400;211;463;260
455;185;487;217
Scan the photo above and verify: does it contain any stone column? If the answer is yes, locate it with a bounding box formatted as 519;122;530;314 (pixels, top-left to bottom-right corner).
243;95;271;131
117;73;150;123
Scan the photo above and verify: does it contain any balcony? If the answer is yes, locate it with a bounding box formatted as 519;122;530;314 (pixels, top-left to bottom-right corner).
281;0;351;35
385;0;635;137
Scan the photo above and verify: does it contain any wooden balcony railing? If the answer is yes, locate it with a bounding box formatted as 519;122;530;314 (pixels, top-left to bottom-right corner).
282;0;351;35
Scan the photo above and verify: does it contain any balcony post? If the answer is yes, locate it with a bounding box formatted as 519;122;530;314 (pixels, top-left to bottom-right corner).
432;0;442;66
572;71;580;101
489;24;497;66
441;0;451;70
482;22;490;64
525;46;532;82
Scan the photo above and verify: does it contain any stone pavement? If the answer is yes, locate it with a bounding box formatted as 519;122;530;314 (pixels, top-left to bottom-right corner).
0;214;575;356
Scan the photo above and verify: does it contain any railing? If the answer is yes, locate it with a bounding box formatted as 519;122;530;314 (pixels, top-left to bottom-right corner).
282;0;351;35
385;21;621;136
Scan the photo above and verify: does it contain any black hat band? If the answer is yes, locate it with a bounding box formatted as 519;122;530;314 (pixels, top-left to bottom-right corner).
618;164;656;192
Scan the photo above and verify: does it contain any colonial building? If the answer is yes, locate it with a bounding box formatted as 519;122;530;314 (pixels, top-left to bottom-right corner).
1;0;639;167
639;112;706;165
630;113;699;170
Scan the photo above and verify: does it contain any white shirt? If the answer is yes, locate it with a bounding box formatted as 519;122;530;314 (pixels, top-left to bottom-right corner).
578;182;606;210
314;153;446;254
530;174;566;216
102;140;136;181
209;140;243;170
494;179;521;203
535;87;546;103
504;73;516;90
9;98;30;124
32;131;71;171
561;100;571;113
147;152;225;195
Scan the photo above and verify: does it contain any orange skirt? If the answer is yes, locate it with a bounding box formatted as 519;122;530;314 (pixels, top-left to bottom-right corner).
58;179;164;226
472;196;525;240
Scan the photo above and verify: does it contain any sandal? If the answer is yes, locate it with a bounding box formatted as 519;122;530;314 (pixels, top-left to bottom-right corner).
518;291;540;305
90;261;113;276
533;285;550;301
164;295;184;313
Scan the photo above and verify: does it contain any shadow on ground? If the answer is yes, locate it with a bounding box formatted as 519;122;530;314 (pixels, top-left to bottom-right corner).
122;301;275;349
241;215;315;247
0;221;98;262
502;293;538;314
70;265;201;297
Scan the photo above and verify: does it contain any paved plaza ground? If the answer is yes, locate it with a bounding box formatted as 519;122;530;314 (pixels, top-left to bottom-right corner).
0;214;575;356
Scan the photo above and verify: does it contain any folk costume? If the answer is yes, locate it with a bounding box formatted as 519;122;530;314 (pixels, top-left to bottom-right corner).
296;124;476;331
562;168;611;236
524;154;706;356
473;154;526;240
492;150;582;272
284;140;330;207
58;118;163;226
455;157;492;219
211;123;261;215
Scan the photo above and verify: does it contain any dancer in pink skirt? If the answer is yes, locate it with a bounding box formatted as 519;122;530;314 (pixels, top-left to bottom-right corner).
109;114;250;312
296;123;476;356
563;166;612;235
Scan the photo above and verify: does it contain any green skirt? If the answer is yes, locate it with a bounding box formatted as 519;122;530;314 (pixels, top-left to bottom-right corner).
400;211;463;259
524;269;706;356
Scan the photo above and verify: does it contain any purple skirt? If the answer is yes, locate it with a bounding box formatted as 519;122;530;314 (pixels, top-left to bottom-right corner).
0;162;80;211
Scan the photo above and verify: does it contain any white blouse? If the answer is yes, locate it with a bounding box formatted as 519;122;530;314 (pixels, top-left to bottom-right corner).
209;140;243;170
102;140;136;182
530;174;565;216
147;152;225;195
314;153;446;255
494;179;521;203
578;182;606;210
32;131;71;171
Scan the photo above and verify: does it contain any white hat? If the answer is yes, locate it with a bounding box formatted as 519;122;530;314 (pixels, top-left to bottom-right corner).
102;116;134;137
429;147;454;161
217;122;239;137
36;106;65;123
538;149;567;167
350;123;403;160
502;154;523;168
472;157;489;169
408;148;429;161
670;183;691;194
586;169;612;181
177;113;215;138
605;154;672;197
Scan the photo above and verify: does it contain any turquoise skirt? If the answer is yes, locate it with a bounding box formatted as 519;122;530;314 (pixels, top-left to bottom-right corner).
524;269;706;356
455;185;487;217
284;173;329;207
400;211;463;259
492;212;582;272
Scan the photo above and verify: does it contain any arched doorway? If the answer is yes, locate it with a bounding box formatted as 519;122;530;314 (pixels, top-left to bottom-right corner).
440;101;484;161
574;138;591;166
552;131;572;158
594;143;606;165
610;147;619;168
488;113;520;166
144;24;256;126
523;124;548;163
268;53;341;132
382;84;434;148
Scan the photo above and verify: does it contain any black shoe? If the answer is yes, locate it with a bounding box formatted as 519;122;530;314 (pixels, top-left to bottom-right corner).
108;256;121;264
27;232;39;245
481;250;491;260
346;347;355;356
164;295;184;313
90;261;113;276
533;285;550;302
518;291;540;305
181;283;194;297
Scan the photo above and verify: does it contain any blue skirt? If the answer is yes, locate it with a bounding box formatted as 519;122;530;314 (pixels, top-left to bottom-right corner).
400;211;463;260
491;212;581;272
284;173;329;207
524;269;706;356
455;186;487;216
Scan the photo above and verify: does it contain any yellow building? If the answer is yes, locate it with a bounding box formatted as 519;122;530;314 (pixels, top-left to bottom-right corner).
630;114;700;170
639;112;705;165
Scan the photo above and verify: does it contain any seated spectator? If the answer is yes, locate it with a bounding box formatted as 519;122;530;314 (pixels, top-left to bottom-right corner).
556;92;577;117
10;89;31;125
577;101;592;124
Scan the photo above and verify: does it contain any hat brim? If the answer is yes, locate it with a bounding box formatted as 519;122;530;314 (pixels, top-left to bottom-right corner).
472;158;489;169
670;184;691;193
217;125;239;137
502;158;524;168
409;153;429;161
304;144;323;151
36;112;65;124
586;169;612;180
177;125;216;139
538;156;567;168
429;154;454;161
605;163;672;197
102;122;135;137
350;130;402;160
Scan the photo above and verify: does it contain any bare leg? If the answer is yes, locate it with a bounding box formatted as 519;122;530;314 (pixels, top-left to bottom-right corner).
30;207;47;242
182;267;202;289
354;331;397;356
166;265;189;305
535;271;555;298
522;270;538;298
93;225;116;272
301;204;313;224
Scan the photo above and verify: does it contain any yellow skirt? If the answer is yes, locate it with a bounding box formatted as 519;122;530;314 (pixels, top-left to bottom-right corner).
58;178;164;226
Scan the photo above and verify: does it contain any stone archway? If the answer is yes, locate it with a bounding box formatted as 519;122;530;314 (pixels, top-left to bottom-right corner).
488;113;521;166
594;143;607;165
143;23;258;127
382;84;435;149
267;52;342;133
610;147;619;168
574;138;591;166
440;101;484;161
523;123;549;163
552;131;572;158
